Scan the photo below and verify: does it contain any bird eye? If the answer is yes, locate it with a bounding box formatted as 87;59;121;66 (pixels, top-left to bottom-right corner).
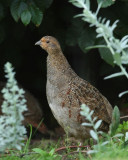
46;40;50;43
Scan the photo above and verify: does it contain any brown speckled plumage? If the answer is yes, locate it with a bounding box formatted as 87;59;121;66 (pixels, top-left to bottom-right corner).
35;36;113;140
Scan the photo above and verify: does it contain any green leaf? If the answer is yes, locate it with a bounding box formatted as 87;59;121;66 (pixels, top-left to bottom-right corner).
116;121;128;137
113;53;121;66
124;122;128;130
21;10;31;26
29;5;43;26
18;2;28;17
97;0;115;8
49;148;55;156
24;125;32;153
78;28;96;53
33;148;45;155
66;19;84;46
43;0;53;9
0;3;4;21
32;148;57;158
110;106;120;136
99;48;114;66
10;0;21;22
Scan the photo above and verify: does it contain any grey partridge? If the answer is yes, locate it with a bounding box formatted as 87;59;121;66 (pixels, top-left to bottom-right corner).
35;36;113;141
0;82;47;134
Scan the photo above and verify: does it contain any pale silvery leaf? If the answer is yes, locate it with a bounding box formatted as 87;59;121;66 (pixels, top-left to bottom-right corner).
80;104;90;116
93;117;97;122
69;0;128;79
1;88;8;93
86;0;90;9
119;90;128;98
15;144;21;150
125;132;128;142
98;131;103;135
96;27;103;34
18;89;25;94
113;133;124;138
89;110;94;116
80;111;85;116
121;35;128;42
87;150;98;154
111;20;119;31
105;20;110;27
90;130;98;141
10;85;19;92
121;54;128;65
94;120;102;130
101;141;110;146
3;92;12;99
81;104;90;111
69;0;83;8
82;122;92;126
0;62;27;152
104;72;124;80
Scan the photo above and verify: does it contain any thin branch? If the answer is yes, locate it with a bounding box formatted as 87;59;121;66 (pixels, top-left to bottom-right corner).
55;145;89;153
120;115;128;119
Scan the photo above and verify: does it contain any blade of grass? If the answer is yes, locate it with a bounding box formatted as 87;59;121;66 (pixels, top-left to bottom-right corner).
32;118;44;137
23;124;32;153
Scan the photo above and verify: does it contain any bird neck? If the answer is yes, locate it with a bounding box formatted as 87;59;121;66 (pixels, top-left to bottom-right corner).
47;51;71;73
46;50;77;87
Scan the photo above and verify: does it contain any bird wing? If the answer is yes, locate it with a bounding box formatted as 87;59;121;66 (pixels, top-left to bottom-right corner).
59;76;112;131
73;77;112;121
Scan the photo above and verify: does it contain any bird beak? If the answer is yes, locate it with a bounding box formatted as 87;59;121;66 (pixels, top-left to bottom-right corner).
35;40;41;46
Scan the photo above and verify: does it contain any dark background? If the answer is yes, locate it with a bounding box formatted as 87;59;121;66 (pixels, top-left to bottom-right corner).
0;0;128;129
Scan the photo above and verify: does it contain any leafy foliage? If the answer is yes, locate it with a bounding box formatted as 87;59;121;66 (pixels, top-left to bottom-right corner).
116;121;128;134
109;106;120;136
10;0;44;26
80;104;125;155
69;0;128;77
99;48;114;66
66;19;85;46
0;0;128;159
6;0;52;26
78;28;96;53
69;0;128;98
81;104;104;153
29;4;43;26
32;148;60;160
21;10;31;26
0;62;27;152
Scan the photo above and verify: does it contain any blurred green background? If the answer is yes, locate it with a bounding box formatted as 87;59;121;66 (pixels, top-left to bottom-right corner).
0;0;128;129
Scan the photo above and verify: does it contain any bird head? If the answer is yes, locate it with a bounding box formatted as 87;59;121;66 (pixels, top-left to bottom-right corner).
35;36;61;54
